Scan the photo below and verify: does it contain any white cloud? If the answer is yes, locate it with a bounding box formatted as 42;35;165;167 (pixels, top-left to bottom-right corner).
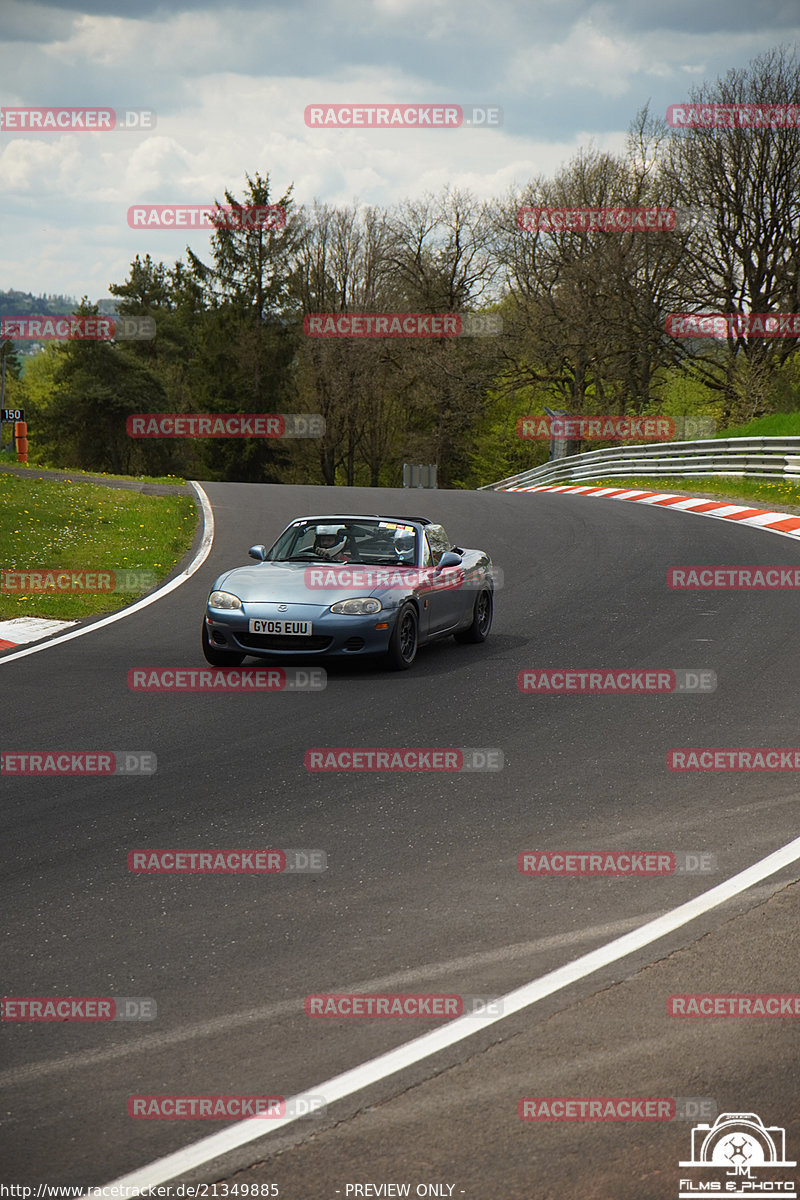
43;15;147;67
1;0;798;296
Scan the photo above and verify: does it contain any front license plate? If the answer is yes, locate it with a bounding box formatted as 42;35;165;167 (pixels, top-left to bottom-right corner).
249;619;312;635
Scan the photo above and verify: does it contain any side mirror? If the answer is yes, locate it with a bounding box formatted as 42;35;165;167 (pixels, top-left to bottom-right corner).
248;545;268;561
436;551;463;571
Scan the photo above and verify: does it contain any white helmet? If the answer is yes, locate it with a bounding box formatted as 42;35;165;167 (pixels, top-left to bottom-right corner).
393;528;415;563
314;524;347;559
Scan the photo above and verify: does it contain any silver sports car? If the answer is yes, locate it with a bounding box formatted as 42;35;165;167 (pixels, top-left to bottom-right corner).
202;514;494;670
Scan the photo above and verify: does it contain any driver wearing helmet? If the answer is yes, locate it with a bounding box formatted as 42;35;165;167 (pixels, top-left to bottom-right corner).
313;524;349;562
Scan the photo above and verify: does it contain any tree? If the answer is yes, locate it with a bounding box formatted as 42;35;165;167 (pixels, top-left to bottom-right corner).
492;131;693;425
661;45;800;419
184;173;303;481
34;300;173;474
291;201;400;484
381;188;502;484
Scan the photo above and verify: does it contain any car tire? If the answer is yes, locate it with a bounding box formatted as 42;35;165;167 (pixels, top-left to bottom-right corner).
202;620;246;666
454;588;493;644
386;603;418;670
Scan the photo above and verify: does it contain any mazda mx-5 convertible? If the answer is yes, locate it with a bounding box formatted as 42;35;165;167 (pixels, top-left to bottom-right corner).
202;514;494;670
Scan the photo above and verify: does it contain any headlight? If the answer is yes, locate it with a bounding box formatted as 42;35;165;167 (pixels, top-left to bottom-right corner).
330;597;382;615
208;590;243;610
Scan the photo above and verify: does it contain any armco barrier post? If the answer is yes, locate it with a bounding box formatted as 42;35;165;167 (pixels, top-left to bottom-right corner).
544;406;568;461
15;420;28;463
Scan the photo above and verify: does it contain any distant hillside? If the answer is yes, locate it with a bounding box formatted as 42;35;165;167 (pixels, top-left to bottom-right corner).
0;288;117;356
0;288;79;318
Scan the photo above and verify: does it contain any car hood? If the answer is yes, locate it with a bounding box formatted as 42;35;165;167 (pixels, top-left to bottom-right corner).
212;561;410;605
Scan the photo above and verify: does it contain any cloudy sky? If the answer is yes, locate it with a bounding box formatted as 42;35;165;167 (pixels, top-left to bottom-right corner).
0;0;797;302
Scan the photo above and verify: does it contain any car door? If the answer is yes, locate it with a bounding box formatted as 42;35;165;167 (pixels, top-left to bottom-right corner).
421;524;464;634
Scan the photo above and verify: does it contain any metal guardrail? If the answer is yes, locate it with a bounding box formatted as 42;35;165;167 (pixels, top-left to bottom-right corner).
480;436;800;491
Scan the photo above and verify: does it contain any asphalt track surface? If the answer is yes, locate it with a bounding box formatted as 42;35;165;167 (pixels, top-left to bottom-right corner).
2;482;800;1197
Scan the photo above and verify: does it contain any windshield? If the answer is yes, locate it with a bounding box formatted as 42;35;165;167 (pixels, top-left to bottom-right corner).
266;519;420;565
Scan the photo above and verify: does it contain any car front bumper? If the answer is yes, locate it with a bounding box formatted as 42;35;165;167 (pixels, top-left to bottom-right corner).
205;601;398;659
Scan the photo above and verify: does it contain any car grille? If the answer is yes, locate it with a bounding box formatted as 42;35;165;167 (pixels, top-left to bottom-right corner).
236;632;333;652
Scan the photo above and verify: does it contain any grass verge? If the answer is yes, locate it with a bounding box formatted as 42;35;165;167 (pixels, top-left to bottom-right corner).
715;412;800;439
0;473;197;621
0;456;186;486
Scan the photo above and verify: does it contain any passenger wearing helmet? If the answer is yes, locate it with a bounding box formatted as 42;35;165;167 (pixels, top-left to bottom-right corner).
313;524;349;561
393;528;416;564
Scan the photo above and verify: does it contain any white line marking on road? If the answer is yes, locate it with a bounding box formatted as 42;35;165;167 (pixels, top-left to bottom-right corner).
96;834;800;1193
0;483;214;666
2;906;705;1090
